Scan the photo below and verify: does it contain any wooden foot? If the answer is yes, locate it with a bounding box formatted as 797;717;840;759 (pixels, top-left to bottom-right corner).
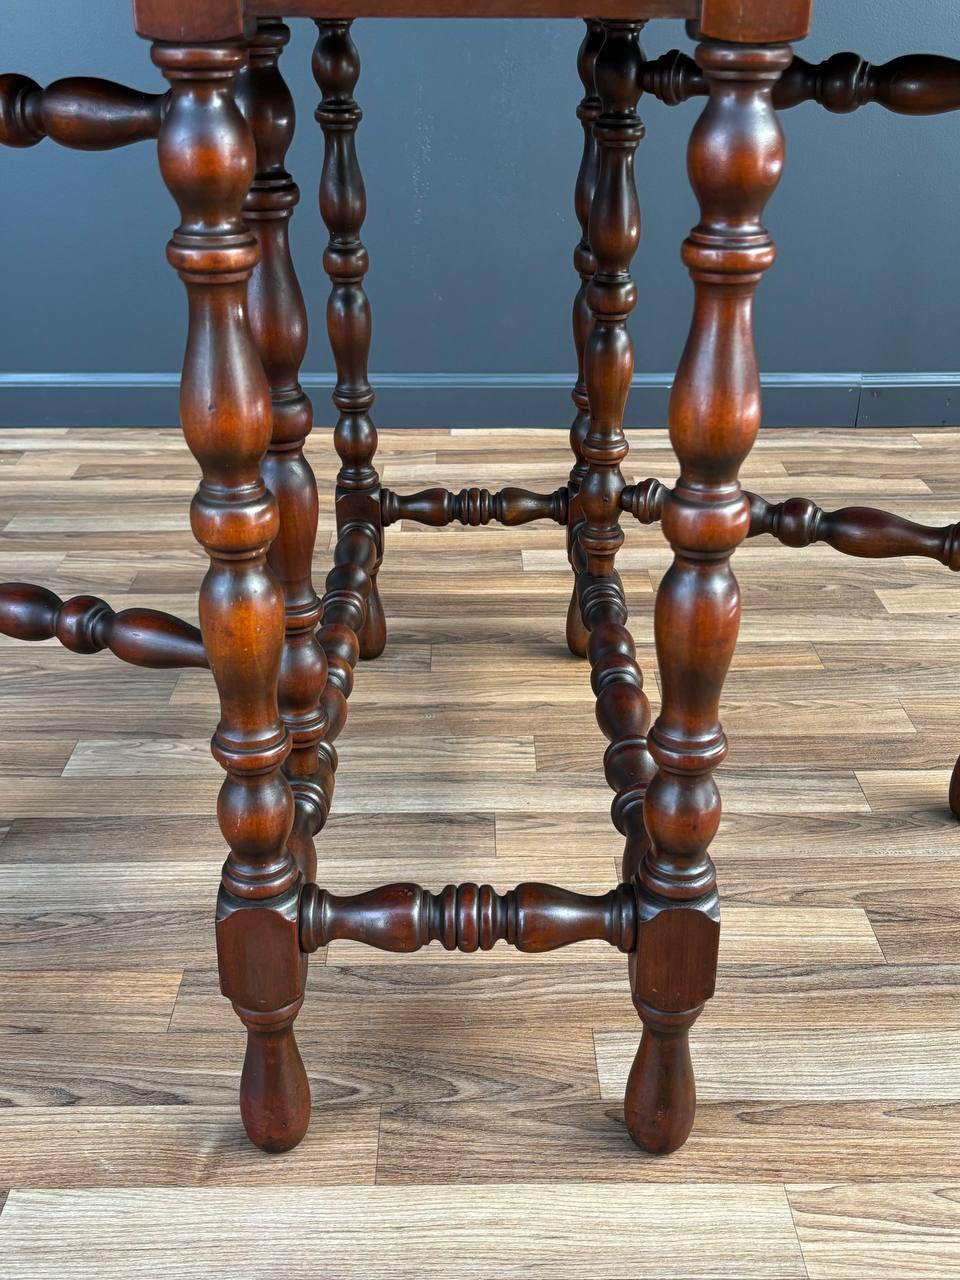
633;37;792;1154
358;567;387;659
155;37;311;1154
624;1005;701;1155
238;1002;311;1153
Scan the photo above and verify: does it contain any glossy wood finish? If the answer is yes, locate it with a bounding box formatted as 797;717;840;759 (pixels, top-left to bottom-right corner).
153;38;308;1154
643;48;960;114
747;493;960;566
10;0;959;1179
300;880;640;954
380;485;568;528
314;523;377;824
0;584;207;668
565;18;605;662
632;38;792;1155
0;75;165;149
131;0;817;43
620;477;668;525
313;20;386;662
239;18;327;884
697;0;810;44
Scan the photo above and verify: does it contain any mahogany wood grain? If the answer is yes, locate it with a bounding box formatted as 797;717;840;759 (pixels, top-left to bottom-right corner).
313;524;377;821
632;38;792;1155
787;51;960;115
380;486;568;528
565;19;604;662
5;0;949;1181
643;49;960;115
153;38;309;1154
240;18;327;884
132;0;819;39
134;0;249;43
574;24;658;887
0;75;165;149
313;20;386;662
698;0;811;44
300;880;640;954
0;584;207;669
620;478;668;525
746;494;960;566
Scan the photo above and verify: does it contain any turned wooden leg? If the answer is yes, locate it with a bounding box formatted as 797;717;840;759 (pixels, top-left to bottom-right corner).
313;20;386;663
565;19;605;660
155;38;310;1153
627;37;792;1155
240;19;327;883
576;19;657;884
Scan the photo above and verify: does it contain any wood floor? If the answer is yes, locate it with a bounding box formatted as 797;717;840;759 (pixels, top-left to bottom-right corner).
0;425;959;1278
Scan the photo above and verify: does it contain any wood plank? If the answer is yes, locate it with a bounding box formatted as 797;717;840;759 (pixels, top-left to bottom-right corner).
0;1106;378;1189
169;961;960;1034
0;770;870;820
495;809;960;861
0;740;75;777
0;1184;806;1279
0;1025;598;1108
0;811;495;865
62;734;536;778
0;971;181;1035
0;910;221;970
376;1100;960;1185
4;423;960;1273
596;1029;960;1101
787;1182;960;1279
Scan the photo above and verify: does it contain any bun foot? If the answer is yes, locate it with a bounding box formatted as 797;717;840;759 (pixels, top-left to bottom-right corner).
623;1005;701;1156
358;571;387;660
239;1008;311;1153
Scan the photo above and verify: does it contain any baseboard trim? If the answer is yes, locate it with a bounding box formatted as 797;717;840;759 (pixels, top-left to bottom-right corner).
0;371;957;429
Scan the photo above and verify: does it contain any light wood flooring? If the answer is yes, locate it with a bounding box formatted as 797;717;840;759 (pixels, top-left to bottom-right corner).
0;425;959;1277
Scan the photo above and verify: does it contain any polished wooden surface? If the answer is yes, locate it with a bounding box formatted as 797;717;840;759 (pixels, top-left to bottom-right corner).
154;38;310;1154
131;0;812;41
1;424;959;1275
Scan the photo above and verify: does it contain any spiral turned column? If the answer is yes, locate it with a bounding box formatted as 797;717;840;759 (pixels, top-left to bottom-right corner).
312;523;378;822
154;39;309;1154
626;39;792;1156
577;21;657;885
578;19;643;588
565;19;606;659
239;19;327;884
313;20;386;662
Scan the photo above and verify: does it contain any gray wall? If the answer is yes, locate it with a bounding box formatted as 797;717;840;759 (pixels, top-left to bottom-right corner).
1;0;959;428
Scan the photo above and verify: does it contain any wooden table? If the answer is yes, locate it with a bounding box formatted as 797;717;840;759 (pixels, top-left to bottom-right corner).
2;0;959;1160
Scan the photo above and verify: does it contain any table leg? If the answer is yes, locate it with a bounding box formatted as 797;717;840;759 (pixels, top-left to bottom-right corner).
314;19;386;661
565;19;605;659
154;37;310;1153
241;18;327;884
626;36;792;1154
